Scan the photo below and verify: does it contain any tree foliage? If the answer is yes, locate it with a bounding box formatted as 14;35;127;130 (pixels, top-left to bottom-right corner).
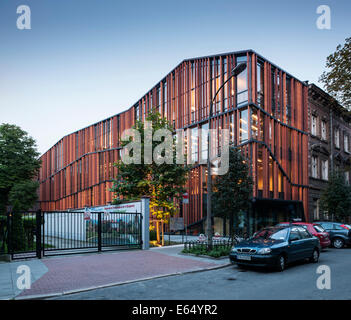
110;113;189;225
320;170;351;221
212;146;253;236
0;123;41;213
319;37;351;110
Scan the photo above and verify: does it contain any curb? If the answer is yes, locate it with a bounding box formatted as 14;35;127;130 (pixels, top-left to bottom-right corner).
14;262;232;300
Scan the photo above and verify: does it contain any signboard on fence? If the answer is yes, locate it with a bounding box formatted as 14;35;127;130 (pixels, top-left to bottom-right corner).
170;217;184;231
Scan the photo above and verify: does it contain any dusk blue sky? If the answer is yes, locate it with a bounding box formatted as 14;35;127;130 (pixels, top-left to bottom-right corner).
0;0;350;154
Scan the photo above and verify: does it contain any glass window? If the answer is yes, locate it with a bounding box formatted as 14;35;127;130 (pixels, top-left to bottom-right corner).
321;121;327;140
321;223;333;230
239;109;248;143
345;171;350;185
200;123;208;162
312;156;318;178
191;127;198;163
223;58;228;111
286;77;291;122
163;81;167;119
335;129;340;148
321;159;329;180
344;134;349;152
314;225;325;233
236;56;248;106
311;116;317;136
257;62;264;107
289;228;301;241
299;228;312;239
253;228;288;241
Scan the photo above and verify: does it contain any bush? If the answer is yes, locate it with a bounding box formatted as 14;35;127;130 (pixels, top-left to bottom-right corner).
182;244;231;258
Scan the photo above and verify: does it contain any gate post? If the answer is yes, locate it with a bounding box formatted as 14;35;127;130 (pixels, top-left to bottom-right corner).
98;213;102;252
141;197;150;250
36;209;42;259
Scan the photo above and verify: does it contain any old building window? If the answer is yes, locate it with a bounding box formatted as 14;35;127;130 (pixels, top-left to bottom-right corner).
311;115;317;136
313;199;320;221
344;134;349;153
335;129;340;148
321;159;329;180
311;156;318;178
321;120;327;140
345;171;350;185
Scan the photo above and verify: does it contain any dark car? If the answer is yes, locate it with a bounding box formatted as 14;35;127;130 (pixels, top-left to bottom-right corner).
229;226;321;271
315;222;351;249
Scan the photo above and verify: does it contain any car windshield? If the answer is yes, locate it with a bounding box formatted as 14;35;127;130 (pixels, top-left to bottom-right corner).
314;225;325;233
253;228;288;241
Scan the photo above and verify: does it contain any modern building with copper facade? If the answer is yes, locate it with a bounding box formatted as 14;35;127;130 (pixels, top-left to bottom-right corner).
38;50;309;234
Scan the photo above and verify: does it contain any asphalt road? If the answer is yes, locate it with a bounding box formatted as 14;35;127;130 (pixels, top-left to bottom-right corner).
51;247;351;300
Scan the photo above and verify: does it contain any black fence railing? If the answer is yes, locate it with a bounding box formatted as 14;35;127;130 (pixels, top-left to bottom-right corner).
5;210;142;260
42;211;142;256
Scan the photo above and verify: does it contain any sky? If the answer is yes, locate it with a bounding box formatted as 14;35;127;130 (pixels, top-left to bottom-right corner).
0;0;350;155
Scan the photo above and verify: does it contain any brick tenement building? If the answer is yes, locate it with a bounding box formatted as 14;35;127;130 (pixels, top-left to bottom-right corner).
308;84;351;222
38;50;309;235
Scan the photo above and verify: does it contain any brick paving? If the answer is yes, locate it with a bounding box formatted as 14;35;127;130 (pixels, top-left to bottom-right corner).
17;248;221;298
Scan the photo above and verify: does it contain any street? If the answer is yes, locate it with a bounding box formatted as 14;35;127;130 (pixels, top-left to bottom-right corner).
51;247;351;300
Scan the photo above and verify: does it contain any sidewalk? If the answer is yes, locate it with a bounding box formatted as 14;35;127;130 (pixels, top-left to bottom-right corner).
0;245;230;300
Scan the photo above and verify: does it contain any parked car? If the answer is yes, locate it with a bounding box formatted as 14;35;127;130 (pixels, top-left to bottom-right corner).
229;226;321;272
314;222;351;249
277;222;331;249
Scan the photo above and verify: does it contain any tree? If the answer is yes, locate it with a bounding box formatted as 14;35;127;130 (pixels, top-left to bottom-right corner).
320;170;351;222
110;113;189;241
0;124;41;213
212;146;253;237
319;37;351;110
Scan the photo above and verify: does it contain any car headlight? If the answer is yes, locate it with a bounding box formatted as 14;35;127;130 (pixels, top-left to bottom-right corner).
258;248;272;255
231;246;238;253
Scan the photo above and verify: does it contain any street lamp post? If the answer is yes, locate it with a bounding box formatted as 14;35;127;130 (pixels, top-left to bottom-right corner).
206;62;247;248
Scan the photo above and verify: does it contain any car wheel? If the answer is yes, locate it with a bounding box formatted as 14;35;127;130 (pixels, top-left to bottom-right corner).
309;248;319;263
276;255;286;272
332;238;345;249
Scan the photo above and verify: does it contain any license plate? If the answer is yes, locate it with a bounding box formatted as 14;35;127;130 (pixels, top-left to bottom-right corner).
237;254;251;261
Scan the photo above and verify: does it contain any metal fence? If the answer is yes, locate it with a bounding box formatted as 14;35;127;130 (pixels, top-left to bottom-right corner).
6;210;142;260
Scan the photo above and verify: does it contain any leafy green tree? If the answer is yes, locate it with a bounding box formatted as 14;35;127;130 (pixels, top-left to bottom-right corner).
111;112;189;237
319;37;351;110
0;124;41;213
8;180;39;211
212;146;253;237
320;170;351;221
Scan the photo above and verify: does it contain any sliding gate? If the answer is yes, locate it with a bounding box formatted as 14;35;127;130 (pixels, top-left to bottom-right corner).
8;210;143;260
